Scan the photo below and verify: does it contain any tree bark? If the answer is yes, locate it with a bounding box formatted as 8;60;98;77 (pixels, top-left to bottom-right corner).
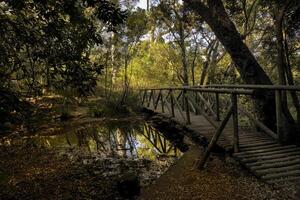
274;1;299;143
184;0;276;131
179;18;189;86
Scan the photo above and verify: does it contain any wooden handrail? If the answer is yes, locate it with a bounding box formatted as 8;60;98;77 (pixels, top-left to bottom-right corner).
194;84;300;91
141;87;254;95
138;84;300;93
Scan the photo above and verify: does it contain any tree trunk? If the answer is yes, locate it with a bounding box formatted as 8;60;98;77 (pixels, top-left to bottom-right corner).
179;22;189;86
274;2;299;143
120;48;129;105
200;61;209;85
191;43;198;86
284;33;300;127
184;0;276;132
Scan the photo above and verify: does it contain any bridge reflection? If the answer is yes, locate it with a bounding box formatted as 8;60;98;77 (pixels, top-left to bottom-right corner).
72;123;182;158
8;122;184;160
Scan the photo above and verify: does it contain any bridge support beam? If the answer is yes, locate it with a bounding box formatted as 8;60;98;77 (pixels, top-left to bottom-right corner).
195;106;233;169
231;94;239;153
183;89;191;125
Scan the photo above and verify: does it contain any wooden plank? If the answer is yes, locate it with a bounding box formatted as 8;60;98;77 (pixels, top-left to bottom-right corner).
241;150;300;163
240;144;280;152
246;155;300;167
238;135;269;139
262;170;300;180
236;147;300;159
251;158;300;171
239;138;271;143
239;141;276;149
235;145;297;156
268;176;300;184
256;164;300;175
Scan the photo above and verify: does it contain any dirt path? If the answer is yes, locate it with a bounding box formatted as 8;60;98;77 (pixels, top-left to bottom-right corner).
140;145;298;200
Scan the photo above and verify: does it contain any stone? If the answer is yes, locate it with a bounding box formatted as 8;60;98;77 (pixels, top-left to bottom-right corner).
117;173;140;199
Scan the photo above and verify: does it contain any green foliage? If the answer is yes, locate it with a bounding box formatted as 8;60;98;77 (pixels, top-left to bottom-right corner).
0;0;126;96
127;41;181;88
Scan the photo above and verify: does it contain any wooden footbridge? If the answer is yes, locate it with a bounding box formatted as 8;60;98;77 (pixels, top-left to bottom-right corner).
138;85;300;184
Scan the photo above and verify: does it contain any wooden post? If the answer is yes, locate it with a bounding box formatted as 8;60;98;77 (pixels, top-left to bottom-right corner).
180;91;185;111
161;90;165;113
142;90;147;106
170;90;175;117
231;93;239;153
152;90;156;108
194;91;199;115
147;90;153;107
196;106;233;169
183;89;191;125
275;90;283;143
154;90;162;110
215;93;220;121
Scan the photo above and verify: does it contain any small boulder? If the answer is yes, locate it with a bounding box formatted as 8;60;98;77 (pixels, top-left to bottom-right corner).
117;173;140;199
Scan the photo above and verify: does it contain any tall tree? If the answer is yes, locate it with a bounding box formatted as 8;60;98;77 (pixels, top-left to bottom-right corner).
183;0;277;137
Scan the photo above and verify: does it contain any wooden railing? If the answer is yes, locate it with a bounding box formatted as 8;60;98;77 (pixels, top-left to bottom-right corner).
138;85;300;168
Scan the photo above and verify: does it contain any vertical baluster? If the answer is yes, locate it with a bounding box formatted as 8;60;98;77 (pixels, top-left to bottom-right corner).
184;89;191;125
275;90;283;142
147;90;153;107
231;93;239;153
170;89;175;117
152;90;156;108
154;90;161;110
142;90;147;106
215;93;220;121
161;90;165;113
194;91;199;115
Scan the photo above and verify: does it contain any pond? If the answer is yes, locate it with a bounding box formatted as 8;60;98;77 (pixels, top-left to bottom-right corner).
2;121;186;160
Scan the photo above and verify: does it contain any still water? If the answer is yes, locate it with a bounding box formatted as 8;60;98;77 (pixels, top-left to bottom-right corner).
3;121;186;160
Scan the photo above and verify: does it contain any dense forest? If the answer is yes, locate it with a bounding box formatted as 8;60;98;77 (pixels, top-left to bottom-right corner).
1;0;300;199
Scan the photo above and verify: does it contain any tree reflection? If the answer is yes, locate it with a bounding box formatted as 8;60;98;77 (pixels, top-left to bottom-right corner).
24;122;183;160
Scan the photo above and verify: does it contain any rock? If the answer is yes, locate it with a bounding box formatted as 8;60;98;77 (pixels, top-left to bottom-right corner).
117;173;140;199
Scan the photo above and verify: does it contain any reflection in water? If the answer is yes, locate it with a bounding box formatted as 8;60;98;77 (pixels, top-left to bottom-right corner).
14;122;184;160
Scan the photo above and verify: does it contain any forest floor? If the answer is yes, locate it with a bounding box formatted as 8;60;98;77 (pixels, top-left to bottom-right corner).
1;95;300;199
140;145;300;200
